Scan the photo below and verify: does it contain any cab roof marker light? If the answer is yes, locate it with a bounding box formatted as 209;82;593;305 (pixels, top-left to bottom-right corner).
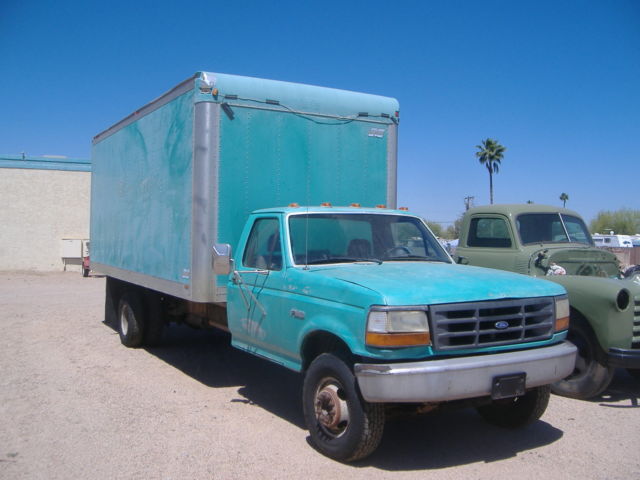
320;202;332;207
399;207;409;211
376;204;386;209
288;202;300;208
350;203;361;207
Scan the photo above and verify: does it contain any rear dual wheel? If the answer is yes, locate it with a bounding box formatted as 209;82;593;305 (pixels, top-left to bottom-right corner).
118;292;145;347
117;289;165;348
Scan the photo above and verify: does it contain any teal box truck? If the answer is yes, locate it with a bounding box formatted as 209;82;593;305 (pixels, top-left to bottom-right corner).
91;72;576;461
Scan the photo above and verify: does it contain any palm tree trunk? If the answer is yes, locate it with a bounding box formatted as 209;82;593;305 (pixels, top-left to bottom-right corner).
489;170;494;204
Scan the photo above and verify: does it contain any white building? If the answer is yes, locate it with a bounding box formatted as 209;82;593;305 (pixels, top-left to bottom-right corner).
0;154;90;271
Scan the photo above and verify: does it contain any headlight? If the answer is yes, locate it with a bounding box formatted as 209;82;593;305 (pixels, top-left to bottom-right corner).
554;296;570;331
366;309;431;347
616;289;630;311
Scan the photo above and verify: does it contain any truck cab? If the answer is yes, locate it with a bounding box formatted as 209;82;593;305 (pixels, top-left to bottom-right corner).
455;204;640;398
213;205;576;460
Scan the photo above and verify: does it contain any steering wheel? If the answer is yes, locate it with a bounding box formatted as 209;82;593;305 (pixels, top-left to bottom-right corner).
576;264;594;276
385;246;412;257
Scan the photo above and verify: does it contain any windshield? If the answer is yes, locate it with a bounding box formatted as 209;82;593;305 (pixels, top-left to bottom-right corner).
288;213;451;265
516;213;593;246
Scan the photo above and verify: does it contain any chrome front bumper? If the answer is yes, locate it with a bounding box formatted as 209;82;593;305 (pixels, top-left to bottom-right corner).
355;341;577;403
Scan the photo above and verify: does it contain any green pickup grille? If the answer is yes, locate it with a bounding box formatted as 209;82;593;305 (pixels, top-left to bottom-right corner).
633;295;640;349
430;297;556;352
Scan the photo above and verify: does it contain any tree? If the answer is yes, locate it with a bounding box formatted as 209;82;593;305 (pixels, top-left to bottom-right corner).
560;192;569;207
589;209;640;235
425;221;443;238
475;138;506;204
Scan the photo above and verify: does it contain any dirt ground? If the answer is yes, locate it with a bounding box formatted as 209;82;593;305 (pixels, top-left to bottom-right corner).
1;271;638;480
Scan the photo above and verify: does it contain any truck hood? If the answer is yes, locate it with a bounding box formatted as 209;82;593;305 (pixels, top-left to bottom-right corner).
306;262;565;306
532;246;619;277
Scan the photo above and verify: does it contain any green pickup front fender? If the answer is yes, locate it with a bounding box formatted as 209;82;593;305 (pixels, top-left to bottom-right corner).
542;275;637;351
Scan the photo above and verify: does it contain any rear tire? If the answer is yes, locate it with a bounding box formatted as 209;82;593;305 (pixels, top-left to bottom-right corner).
303;354;384;462
551;319;614;399
477;385;551;428
118;291;145;348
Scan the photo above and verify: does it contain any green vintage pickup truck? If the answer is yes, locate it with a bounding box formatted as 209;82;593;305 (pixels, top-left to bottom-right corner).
455;204;640;399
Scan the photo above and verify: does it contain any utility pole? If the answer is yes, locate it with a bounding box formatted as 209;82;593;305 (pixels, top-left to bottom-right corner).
464;196;474;211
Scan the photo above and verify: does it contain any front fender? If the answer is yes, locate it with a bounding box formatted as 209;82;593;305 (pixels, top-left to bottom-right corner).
297;308;367;362
542;275;637;350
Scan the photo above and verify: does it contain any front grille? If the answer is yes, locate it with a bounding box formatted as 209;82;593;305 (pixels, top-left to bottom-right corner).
430;297;555;351
632;295;640;349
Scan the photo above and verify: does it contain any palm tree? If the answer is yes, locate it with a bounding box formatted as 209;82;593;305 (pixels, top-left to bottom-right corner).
475;138;506;204
560;192;569;207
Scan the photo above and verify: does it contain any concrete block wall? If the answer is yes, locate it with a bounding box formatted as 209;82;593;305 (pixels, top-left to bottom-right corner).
0;164;90;271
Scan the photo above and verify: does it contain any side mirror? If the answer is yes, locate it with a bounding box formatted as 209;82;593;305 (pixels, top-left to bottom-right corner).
212;243;232;275
456;256;469;265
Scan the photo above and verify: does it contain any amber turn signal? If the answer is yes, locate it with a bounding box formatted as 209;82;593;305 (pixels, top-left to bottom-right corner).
366;332;431;348
555;315;570;332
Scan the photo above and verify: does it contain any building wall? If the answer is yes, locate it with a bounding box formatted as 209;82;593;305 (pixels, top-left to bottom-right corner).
0;167;90;271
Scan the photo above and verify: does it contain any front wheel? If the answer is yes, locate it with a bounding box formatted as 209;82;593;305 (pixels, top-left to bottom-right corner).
551;320;614;399
477;385;551;428
303;354;384;462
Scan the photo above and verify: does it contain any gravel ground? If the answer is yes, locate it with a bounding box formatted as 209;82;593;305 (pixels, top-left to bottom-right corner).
1;271;638;480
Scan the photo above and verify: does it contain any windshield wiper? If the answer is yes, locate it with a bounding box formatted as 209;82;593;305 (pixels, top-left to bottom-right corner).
386;255;450;263
306;256;382;265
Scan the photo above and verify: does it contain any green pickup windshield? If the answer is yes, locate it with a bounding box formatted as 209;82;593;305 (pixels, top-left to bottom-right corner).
288;213;451;265
517;213;594;246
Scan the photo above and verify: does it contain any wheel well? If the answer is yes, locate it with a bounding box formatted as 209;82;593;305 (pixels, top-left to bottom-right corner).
301;331;353;372
569;307;608;363
569;306;589;328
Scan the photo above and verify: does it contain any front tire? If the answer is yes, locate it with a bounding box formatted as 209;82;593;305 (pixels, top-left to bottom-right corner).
477;385;551;428
303;354;384;462
118;291;145;348
551;319;614;399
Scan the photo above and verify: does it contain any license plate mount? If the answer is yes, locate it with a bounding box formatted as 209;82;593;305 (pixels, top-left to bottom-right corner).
491;372;526;400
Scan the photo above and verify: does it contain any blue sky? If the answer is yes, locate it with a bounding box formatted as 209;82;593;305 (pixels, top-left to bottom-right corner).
1;0;638;226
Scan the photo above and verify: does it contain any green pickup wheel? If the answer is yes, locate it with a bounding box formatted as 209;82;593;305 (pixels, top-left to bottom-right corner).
477;385;551;428
303;354;384;462
551;319;614;399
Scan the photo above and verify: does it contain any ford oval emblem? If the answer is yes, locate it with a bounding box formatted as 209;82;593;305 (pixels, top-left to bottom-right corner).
495;321;509;330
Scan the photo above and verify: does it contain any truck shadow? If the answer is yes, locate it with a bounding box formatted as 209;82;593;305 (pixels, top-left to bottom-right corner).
362;412;561;470
143;325;306;428
143;324;568;470
591;369;640;408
